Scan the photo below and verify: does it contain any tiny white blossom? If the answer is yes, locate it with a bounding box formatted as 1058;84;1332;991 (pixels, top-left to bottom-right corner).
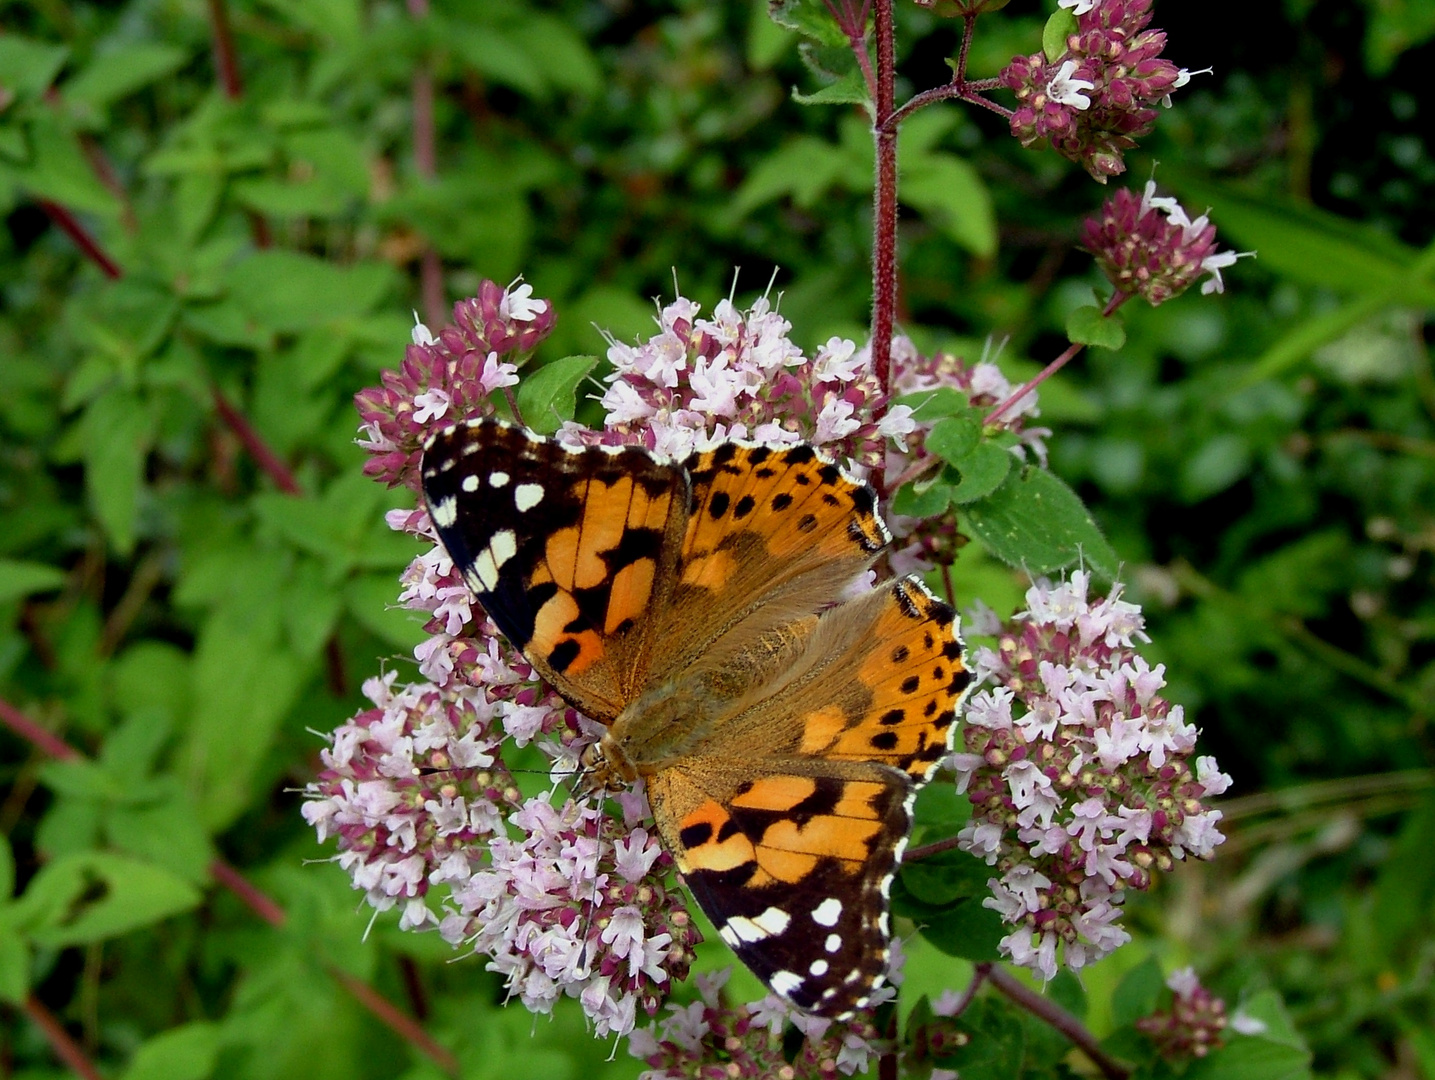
1057;0;1097;13
411;311;436;346
500;279;548;321
1047;59;1096;109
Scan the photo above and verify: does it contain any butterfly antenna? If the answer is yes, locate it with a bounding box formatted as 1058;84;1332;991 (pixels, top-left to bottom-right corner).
727;265;742;304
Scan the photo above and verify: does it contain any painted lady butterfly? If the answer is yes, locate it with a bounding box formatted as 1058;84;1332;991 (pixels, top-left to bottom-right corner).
421;418;972;1018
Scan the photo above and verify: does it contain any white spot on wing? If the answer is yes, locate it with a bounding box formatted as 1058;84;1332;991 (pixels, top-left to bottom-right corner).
489;530;517;567
770;970;803;996
753;907;791;936
719;925;740;948
461;475;479;492
808;959;829;976
725;916;766;943
470;550;498;591
811;898;843;926
825;933;842;953
514;483;545;511
431;497;457;528
490;471;510;487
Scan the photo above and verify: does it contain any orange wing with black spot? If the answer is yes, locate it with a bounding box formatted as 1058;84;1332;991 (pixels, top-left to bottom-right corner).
649;576;972;1017
420;420;687;721
651;441;891;678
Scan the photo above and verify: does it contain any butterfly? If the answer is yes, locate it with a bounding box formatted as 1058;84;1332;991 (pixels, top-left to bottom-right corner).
420;417;971;1018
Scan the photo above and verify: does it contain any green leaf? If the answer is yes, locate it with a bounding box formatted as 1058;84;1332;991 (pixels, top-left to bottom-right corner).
1048;969;1087;1021
0;835;12;899
1067;304;1127;350
792;65;871;107
0;36;70;101
1234;989;1307;1051
963;465;1119;577
767;0;853;47
0;930;28;1006
106;791;215;884
892;476;953;518
224;251;395;333
344;574;427;650
118;1022;221;1080
1111;955;1165;1025
12;852;201;947
897;387;971;422
948;442;1013;504
1043;9;1079;61
918;897;1006;962
0;559;66;604
448;23;547;98
516;355;599;434
1179;432;1251;501
927;414;982;463
20;114;122;215
1184;1033;1312;1080
184;614;305;832
81;388;153;557
901;154;997;257
64;44;188;110
729;136;854;217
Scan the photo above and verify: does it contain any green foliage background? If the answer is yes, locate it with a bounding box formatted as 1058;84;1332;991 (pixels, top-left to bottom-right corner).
1;0;1433;1077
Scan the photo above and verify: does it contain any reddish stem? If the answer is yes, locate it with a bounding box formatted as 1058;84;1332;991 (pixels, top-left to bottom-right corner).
984;340;1080;425
38;201;122;279
22;996;105;1080
211;387;304;495
0;697;79;761
328;966;460;1077
870;0;898;439
903;832;964;861
208;859;287;927
207;0;244;99
986;965;1131;1080
984;292;1130;425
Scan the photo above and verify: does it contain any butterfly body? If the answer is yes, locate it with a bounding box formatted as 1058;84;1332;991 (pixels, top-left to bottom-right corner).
421;418;972;1018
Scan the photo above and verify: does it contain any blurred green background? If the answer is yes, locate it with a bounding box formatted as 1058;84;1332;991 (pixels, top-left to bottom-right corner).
1;0;1432;1077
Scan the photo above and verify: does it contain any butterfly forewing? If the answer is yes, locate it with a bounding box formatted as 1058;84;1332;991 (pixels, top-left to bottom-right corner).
420;420;688;721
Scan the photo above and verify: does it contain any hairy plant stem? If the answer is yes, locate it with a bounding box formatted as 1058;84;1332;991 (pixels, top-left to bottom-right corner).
870;0;899;449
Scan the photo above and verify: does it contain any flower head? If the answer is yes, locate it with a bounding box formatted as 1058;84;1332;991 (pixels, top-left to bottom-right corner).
950;570;1230;978
1136;967;1230;1060
1000;0;1189;180
1082;181;1254;304
353;279;556;487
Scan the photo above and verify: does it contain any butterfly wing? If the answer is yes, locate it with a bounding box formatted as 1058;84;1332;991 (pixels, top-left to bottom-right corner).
652;442;891;680
648;759;910;1018
648;576;971;1017
420;420;688;721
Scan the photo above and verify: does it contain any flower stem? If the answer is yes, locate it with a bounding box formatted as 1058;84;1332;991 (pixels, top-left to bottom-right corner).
870;0;898;429
212;387;304;495
986;965;1132;1080
22;995;104;1080
37;201;122;279
985;340;1081;425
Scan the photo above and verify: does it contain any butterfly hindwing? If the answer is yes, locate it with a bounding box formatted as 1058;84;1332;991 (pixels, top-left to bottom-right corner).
648;762;909;1017
420;420;688;721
